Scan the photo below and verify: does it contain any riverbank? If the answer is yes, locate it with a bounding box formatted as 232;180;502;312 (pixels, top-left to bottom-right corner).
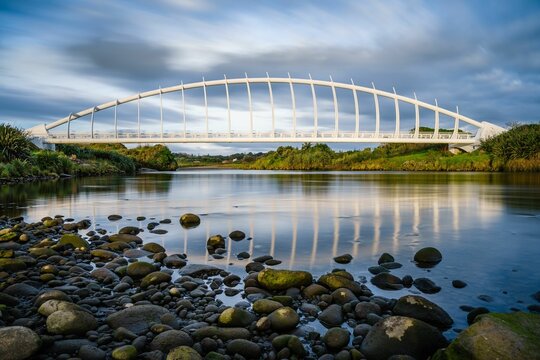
0;213;538;359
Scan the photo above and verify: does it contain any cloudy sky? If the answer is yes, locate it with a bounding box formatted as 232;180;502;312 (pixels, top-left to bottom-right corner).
1;0;539;154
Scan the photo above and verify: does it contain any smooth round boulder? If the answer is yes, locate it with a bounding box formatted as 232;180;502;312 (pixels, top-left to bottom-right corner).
180;213;201;229
361;316;447;360
318;273;364;295
109;233;142;243
272;334;307;357
257;268;313;291
318;304;344;327
413;277;441;294
333;253;353;264
46;310;97;335
323;327;350;349
355;302;381;319
107;305;169;334
227;339;261;358
393;295;453;329
206;235;225;254
371;273;403;290
58;234;89;249
414;247;442;267
119;226;140;235
150;330;193;353
218;307;255;327
112;345;137;360
166;346;202;360
253;299;284;314
90;249;118;260
378;252;395;264
142;242;166;253
141;271;171;288
331;288;357;305
0;326;41;360
38;299;86;317
126;261;156;278
268;307;300;331
108;214;122;221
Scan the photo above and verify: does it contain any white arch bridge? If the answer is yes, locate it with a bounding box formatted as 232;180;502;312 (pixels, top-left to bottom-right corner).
28;75;505;151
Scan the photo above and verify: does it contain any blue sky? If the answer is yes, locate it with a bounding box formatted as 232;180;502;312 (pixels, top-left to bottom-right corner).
1;0;539;154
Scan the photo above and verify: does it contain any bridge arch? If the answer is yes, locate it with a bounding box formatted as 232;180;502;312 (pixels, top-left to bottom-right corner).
28;75;506;149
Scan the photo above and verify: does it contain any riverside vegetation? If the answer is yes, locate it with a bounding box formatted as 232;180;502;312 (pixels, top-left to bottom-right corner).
0;213;539;360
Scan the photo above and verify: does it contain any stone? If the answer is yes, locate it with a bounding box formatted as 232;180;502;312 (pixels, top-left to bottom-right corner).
90;249;118;259
150;330;193;353
368;265;389;275
46;309;98;334
318;304;344;327
371;273;403;290
257;268;313;290
38;299;87;316
467;307;490;325
107;304;169;334
227;339;261;358
413;277;441;294
245;261;264;272
142;242;166;253
413;247;442;267
191;326;250;341
253;299;284;314
179;213;201;229
108;214;123;221
91;267;119;282
229;230;246;241
58;233;90;249
380;261;403;269
0;326;41;360
112;345;138;360
79;345;107;360
332;288;357;305
272;335;307;357
0;292;18;306
178;264;222;277
302;283;330;298
127;261;156;277
355;302;381;319
119;226;141;235
323;327;350;349
393;295;453;329
334;253;353;264
141;271;172;288
3;283;38;296
50;339;95;354
109;233;142;243
34;290;71;307
207;234;225;254
432;312;540;360
166;346;202;360
124;249;152;258
163;255;186;268
452;280;467;288
218;307;256;327
361;316;447;360
268;306;300;331
0;258;27;272
378;252;395;264
318;273;364;295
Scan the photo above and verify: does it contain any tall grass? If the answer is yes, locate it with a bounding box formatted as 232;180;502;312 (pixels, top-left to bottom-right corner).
0;124;37;162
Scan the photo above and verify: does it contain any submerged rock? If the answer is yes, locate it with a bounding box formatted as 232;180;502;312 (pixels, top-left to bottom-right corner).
414;247;442;267
179;264;222;277
257;268;313;291
361;316;447;360
179;213;201;229
413;277;441;294
433;312;540;360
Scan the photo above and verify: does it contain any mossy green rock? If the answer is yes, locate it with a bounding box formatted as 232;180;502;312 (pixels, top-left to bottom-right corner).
0;249;14;258
126;261;156;278
253;299;284;314
432;312;540;360
46;309;97;335
142;242;166;253
218;307;255;327
140;271;171;288
0;231;18;242
179;213;201;229
0;258;26;272
58;234;89;249
109;233;142;243
318;273;364;295
166;346;202;360
112;345;138;360
28;247;58;257
267;306;300;331
90;249;118;259
43;219;59;227
257;268;313;290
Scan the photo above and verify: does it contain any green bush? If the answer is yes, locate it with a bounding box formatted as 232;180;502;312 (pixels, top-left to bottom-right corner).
31;150;74;174
481;124;540;161
0;124;37;162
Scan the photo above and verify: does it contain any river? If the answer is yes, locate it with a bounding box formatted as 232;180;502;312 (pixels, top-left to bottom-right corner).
1;170;539;335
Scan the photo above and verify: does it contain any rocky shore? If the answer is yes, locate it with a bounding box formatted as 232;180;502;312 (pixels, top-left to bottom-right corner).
0;214;539;360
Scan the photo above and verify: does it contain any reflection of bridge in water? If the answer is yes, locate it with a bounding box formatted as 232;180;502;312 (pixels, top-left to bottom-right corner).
28;75;505;151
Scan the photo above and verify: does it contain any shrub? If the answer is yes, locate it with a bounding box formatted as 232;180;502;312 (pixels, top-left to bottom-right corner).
0;124;37;162
481;124;540;161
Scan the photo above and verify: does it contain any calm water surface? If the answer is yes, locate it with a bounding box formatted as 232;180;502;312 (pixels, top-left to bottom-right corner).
2;170;539;334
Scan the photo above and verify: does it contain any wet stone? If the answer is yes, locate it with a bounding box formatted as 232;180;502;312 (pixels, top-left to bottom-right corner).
334;253;353;264
413;278;441;294
452;280;467;288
